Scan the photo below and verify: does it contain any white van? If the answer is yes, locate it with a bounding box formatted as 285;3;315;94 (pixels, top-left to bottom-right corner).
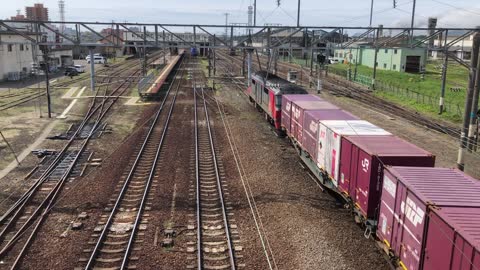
87;56;107;64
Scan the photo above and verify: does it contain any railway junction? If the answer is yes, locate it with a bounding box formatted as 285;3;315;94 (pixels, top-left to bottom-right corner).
1;1;480;270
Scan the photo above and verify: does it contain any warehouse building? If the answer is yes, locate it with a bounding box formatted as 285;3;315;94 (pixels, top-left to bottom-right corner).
333;46;427;73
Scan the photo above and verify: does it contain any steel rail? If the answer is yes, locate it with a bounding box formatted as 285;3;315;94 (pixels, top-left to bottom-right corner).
8;71;141;269
0;53;152;225
0;67;141;262
84;56;184;270
195;80;236;270
119;59;183;270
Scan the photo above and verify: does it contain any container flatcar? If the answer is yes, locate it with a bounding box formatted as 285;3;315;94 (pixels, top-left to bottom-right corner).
339;136;435;229
377;167;480;270
422;207;480;270
302;109;358;161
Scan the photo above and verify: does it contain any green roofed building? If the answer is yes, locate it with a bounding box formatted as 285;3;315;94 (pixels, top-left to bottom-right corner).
333;46;427;73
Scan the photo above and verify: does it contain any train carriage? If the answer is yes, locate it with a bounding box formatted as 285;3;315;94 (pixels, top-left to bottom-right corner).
247;71;307;131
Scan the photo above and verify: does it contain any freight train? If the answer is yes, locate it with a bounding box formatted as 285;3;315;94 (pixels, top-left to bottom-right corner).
245;71;480;270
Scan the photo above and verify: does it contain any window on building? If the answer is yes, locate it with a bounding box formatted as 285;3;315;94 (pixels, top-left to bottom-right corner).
393;64;397;70
20;44;24;51
8;44;13;52
26;45;29;51
335;52;338;57
394;49;398;54
339;53;343;58
383;63;387;68
384;49;388;53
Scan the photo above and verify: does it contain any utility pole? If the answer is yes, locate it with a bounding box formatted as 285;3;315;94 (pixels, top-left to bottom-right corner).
297;0;301;27
439;30;449;114
40;36;52;118
457;32;480;171
369;0;374;27
410;0;417;43
224;13;229;40
88;46;96;92
254;0;257;26
468;40;480;151
372;29;380;90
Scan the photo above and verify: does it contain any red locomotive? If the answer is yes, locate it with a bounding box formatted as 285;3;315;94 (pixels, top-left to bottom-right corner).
246;71;307;131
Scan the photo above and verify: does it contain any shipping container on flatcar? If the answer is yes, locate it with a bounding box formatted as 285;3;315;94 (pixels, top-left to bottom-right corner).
281;94;320;136
289;97;339;145
377;167;480;270
422;207;480;270
302;110;358;161
317;120;391;187
339;136;435;228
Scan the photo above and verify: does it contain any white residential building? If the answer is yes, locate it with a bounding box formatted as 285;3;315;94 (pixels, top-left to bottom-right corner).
0;31;39;81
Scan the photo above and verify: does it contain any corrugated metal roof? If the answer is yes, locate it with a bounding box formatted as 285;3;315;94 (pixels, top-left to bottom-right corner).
435;207;480;249
283;94;322;102
321;120;391;136
387;167;480;208
305;110;358;121
294;100;339;110
346;135;432;157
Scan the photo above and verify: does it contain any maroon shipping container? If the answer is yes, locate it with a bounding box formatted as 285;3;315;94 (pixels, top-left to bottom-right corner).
281;95;321;135
290;97;338;144
377;167;480;270
302;109;358;160
423;207;480;270
339;136;435;219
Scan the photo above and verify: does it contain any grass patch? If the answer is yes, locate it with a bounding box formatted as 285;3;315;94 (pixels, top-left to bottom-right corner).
326;60;477;124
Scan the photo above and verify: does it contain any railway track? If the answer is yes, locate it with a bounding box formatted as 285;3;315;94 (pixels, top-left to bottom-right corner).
76;56;185;270
191;65;239;270
0;51;166;112
0;52;154;269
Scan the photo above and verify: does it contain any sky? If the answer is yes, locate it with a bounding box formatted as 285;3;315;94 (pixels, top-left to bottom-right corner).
1;0;480;29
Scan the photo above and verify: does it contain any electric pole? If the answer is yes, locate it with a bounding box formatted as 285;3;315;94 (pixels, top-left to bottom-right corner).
39;36;52;118
458;32;480;171
224;13;230;39
254;0;257;26
369;0;374;27
297;0;301;27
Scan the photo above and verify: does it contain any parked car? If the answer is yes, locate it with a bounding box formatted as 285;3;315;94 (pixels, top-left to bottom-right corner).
328;58;339;64
87;56;107;64
73;65;85;73
85;53;102;60
64;67;79;77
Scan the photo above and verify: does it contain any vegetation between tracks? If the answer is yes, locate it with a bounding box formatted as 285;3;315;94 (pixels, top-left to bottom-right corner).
327;61;476;123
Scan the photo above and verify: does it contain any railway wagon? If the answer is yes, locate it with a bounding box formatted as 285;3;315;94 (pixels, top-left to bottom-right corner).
281;94;321;136
284;94;340;145
302;109;358;162
338;136;435;229
377;167;480;270
316;120;392;187
247;71;308;130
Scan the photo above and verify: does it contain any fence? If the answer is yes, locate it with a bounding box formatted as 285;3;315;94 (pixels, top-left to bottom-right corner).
138;69;159;94
327;66;464;117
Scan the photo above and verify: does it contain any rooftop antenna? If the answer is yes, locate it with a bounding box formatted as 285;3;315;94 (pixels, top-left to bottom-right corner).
59;0;65;34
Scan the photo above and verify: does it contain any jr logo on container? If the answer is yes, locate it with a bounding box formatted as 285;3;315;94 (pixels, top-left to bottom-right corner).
400;197;425;227
361;158;369;173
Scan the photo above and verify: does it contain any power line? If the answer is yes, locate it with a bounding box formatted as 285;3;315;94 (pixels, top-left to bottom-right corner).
429;0;480;16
